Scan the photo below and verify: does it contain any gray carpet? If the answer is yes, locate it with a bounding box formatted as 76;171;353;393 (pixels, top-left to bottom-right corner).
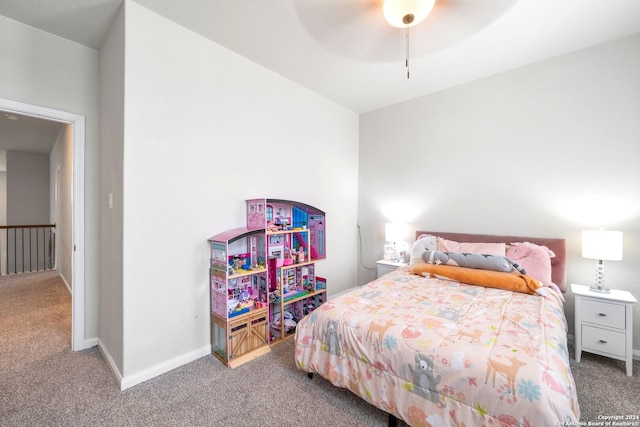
1;271;638;426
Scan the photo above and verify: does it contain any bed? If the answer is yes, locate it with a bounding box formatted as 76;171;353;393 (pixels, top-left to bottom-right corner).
294;231;580;426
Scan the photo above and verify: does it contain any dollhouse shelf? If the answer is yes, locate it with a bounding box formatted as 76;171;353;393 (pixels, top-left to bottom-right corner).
266;228;307;235
208;198;326;368
272;289;326;305
280;260;315;268
228;267;267;279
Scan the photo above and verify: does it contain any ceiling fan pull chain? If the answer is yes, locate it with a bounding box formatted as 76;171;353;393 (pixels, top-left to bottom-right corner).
405;24;410;79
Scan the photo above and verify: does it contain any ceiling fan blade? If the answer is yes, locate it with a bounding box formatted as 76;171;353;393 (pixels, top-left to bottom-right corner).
292;0;398;62
293;0;519;63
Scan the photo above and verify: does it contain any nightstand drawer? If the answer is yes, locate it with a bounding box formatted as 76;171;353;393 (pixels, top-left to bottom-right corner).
376;260;407;278
581;325;626;357
572;283;637;376
581;299;625;329
377;264;397;276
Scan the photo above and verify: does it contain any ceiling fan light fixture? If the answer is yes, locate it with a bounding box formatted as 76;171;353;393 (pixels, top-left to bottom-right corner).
383;0;436;28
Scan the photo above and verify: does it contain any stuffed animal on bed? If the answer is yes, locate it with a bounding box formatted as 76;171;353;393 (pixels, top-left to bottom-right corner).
506;242;554;286
422;250;526;274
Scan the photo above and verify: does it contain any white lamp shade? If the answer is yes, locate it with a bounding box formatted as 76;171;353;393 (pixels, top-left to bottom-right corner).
582;230;623;261
385;222;406;242
383;0;436;28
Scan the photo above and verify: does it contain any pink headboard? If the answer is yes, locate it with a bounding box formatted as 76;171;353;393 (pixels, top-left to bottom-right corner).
415;231;567;291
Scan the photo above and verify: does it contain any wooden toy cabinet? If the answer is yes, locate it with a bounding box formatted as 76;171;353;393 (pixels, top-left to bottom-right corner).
208;227;270;368
208;198;326;367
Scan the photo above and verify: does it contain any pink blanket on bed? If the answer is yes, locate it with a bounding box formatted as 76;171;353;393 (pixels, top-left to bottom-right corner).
294;267;579;426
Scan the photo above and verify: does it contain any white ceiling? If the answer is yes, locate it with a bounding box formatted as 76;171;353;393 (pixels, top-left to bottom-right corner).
1;0;640;151
0;112;65;156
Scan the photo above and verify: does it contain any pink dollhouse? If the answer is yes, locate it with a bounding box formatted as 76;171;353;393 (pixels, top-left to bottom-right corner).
246;198;326;262
208;198;326;368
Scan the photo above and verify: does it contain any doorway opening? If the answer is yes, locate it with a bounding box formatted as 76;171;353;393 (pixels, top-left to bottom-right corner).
0;98;86;351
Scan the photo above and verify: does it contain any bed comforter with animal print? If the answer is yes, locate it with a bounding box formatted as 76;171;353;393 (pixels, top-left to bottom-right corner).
294;266;580;426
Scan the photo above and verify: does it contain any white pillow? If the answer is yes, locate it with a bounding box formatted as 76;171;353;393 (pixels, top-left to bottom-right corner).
409;234;437;265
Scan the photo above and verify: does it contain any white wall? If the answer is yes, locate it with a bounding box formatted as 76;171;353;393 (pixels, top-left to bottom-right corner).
50;124;74;289
110;2;359;386
6;151;49;224
5;151;50;273
0;151;4;221
0;14;101;342
98;3;125;375
0;151;6;274
359;33;640;349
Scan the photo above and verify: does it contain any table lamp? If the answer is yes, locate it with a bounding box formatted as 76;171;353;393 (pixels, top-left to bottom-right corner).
581;230;623;294
385;222;407;262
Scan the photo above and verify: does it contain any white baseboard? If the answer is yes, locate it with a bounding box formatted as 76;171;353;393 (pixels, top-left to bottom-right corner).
118;344;211;391
98;339;124;387
83;337;99;349
59;273;71;294
57;271;98;351
99;339;211;390
329;287;357;300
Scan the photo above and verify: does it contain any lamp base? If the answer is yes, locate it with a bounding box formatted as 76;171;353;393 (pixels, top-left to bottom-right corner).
589;286;611;294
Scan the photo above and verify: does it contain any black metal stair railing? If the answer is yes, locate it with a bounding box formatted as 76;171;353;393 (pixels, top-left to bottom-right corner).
0;224;56;275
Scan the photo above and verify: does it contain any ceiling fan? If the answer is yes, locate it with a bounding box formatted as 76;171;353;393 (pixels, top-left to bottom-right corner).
292;0;518;64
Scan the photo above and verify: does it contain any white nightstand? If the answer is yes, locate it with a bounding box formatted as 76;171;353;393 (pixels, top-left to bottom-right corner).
376;260;407;278
572;283;637;376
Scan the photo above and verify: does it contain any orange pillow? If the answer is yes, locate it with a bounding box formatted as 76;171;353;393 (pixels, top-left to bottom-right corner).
412;263;542;295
